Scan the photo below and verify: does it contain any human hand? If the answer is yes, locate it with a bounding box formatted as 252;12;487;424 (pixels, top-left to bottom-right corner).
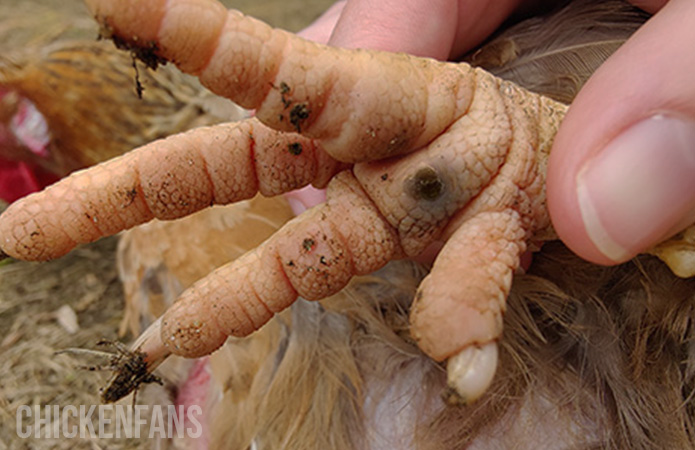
294;0;695;269
547;0;695;266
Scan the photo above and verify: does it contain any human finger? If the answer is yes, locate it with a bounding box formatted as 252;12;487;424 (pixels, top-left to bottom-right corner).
547;0;695;265
297;0;345;44
328;0;526;59
629;0;668;14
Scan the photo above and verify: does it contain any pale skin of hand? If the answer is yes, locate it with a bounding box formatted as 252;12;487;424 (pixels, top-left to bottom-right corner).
293;0;695;268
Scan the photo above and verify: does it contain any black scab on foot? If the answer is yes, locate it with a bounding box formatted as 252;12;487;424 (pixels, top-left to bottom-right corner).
406;166;445;201
288;142;303;156
290;104;310;133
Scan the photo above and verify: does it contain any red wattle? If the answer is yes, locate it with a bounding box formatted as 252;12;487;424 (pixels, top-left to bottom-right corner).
0;158;58;203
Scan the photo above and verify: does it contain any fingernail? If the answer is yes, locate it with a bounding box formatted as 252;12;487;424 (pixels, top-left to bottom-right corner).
577;115;695;262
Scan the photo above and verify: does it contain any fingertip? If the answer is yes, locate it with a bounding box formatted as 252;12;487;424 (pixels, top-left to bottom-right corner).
297;0;346;44
546;93;628;266
629;0;669;14
548;0;695;265
326;0;525;60
326;0;458;59
550;114;695;266
547;186;616;266
284;186;326;215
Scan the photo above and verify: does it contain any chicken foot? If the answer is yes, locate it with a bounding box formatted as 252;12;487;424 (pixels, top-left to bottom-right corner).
2;0;681;403
0;120;343;261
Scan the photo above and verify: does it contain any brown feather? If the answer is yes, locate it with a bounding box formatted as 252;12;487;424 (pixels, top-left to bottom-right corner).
467;0;649;103
117;195;294;337
0;40;244;176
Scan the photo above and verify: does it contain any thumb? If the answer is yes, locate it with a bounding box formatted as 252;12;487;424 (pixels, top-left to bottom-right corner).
327;0;523;59
547;0;695;265
327;0;460;59
296;1;346;44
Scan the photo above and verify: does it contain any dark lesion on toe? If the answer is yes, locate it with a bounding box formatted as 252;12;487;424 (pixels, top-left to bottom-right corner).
273;81;312;133
289;103;311;133
405;166;445;201
288;142;303;156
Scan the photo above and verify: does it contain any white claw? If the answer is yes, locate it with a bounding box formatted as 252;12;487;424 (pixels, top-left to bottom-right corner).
446;342;498;404
132;317;171;372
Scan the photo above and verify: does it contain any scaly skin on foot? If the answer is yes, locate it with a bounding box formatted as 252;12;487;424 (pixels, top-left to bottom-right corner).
1;0;691;402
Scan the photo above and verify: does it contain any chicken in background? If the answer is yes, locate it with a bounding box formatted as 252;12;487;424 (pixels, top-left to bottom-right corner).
115;195;294;449
117;197;295;339
0;4;244;203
